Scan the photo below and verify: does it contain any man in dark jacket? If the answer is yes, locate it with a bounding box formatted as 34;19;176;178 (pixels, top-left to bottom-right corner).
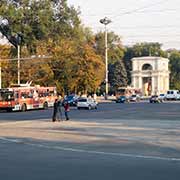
52;99;60;122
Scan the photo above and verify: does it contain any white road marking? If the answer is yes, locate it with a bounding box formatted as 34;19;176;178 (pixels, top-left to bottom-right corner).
0;137;180;162
0;119;50;126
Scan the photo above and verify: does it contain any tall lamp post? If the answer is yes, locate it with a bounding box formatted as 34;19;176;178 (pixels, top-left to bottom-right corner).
0;60;1;89
16;34;21;85
100;17;111;99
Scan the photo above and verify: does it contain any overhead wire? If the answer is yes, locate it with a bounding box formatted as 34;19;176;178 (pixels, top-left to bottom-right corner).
110;0;171;20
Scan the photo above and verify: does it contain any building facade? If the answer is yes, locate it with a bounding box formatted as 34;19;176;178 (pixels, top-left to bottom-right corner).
131;57;170;96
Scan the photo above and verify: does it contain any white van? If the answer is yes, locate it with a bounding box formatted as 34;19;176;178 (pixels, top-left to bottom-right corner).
165;90;180;100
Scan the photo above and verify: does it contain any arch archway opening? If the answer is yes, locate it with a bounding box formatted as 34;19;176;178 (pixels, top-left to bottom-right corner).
142;64;153;70
142;77;152;96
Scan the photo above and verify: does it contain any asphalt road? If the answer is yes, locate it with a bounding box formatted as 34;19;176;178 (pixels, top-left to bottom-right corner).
0;101;180;121
0;102;180;180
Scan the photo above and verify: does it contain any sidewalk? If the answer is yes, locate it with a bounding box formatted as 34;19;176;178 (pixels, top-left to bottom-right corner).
1;118;180;150
0;119;117;143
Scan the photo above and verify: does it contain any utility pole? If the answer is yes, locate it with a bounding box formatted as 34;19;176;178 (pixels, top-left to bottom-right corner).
100;17;111;99
17;44;20;85
16;34;21;85
0;61;1;89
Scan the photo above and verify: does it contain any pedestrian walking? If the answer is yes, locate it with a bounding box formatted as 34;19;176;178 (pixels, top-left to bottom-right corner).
52;99;60;122
64;101;70;120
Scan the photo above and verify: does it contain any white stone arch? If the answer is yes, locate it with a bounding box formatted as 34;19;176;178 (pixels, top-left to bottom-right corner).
131;57;170;96
142;63;153;71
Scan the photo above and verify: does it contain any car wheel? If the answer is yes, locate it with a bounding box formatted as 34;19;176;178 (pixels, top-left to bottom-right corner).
7;108;12;112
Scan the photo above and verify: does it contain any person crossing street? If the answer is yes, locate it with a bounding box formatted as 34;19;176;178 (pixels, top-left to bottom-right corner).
64;101;70;120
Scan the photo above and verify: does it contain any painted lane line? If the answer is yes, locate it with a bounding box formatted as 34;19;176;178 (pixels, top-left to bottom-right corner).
0;137;22;143
1;137;180;162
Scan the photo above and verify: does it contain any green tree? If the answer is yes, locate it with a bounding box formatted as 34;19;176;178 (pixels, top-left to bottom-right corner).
0;44;14;87
109;60;128;93
95;31;124;63
168;50;180;89
75;44;105;94
0;0;81;52
30;37;105;95
0;0;86;91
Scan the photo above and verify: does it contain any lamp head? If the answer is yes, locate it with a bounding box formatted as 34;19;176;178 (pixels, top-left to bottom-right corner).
100;17;111;25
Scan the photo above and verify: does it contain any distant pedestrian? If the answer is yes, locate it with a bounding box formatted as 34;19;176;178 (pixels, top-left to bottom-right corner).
52;99;60;122
58;96;63;121
64;101;70;120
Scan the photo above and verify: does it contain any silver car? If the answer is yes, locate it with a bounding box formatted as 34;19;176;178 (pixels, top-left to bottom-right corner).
129;94;140;102
77;98;97;110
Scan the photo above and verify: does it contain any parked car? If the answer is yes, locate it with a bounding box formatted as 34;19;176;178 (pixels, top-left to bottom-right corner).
63;94;79;106
77;98;97;110
165;90;180;100
149;95;162;103
177;93;180;101
158;94;166;102
129;94;140;102
116;96;128;103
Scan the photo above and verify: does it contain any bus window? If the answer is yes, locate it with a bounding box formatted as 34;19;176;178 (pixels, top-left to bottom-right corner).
21;92;29;99
0;91;14;101
50;91;55;96
14;92;19;99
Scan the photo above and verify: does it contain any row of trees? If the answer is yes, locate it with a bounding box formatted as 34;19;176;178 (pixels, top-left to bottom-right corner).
0;0;180;94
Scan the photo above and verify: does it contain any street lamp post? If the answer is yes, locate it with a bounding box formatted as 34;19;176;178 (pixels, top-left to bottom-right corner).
100;17;111;99
16;34;21;85
17;44;20;84
0;61;1;89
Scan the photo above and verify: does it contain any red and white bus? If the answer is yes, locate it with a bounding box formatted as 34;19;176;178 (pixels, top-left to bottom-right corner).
0;84;57;112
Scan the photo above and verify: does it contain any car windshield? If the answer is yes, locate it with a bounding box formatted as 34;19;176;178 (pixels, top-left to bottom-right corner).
66;95;74;100
78;98;87;102
160;94;164;96
120;96;125;98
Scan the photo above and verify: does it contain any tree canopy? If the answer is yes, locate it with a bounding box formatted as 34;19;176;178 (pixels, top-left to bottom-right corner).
0;0;81;51
168;50;180;89
0;0;105;94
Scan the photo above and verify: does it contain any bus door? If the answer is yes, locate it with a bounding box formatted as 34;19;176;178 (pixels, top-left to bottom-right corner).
0;90;15;111
33;90;39;108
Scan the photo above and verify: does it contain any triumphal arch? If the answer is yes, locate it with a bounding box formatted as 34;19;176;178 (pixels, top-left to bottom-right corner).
131;57;169;96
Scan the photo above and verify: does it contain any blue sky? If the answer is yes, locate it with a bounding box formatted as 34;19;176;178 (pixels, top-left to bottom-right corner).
68;0;180;50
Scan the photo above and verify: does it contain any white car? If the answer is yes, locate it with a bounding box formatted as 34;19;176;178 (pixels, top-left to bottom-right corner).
77;98;97;110
166;90;180;100
158;94;166;102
